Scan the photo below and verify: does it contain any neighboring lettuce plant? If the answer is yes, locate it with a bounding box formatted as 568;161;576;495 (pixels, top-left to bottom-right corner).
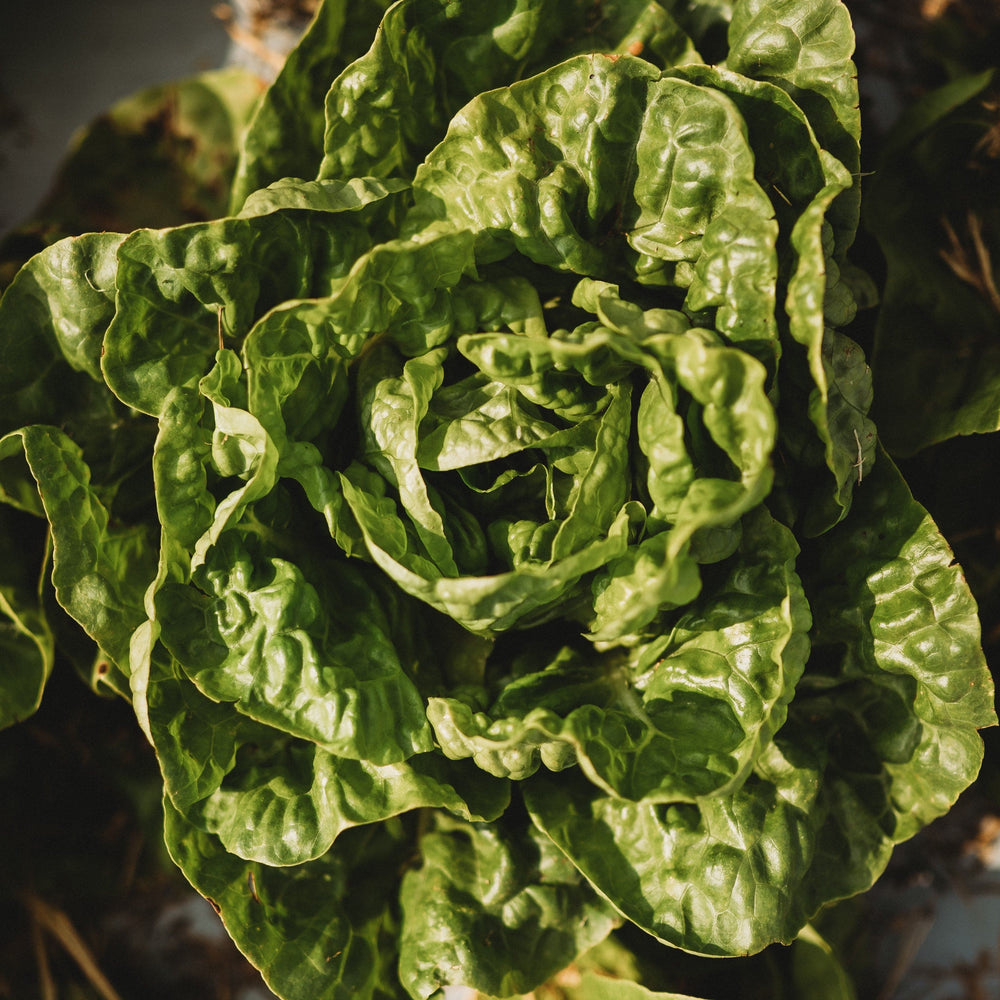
0;67;262;289
867;68;1000;455
0;1;994;998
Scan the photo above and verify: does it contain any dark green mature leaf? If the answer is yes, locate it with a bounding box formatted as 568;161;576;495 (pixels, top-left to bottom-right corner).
799;448;995;843
0;426;152;669
725;0;861;255
0;234;124;451
164;795;410;1000
398;815;618;999
155;530;435;763
228;0;392;211
0;505;53;729
527;455;993;956
101;204;387;416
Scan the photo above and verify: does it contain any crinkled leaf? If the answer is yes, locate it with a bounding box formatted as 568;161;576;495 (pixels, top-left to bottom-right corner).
228;0;392;211
101;206;385;416
318;0;613;184
155;530;434;764
782;171;876;536
409;55;778;304
431;506;808;801
724;0;861;254
238;176;410;220
340;469;634;633
590;329;776;640
0;426;152;669
164;795;409;1000
398;815;618;999
190;738;509;867
0;233;122;391
527;455;994;956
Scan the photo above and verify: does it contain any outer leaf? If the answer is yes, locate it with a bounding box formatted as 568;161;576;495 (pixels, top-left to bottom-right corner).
189;739;509;867
101;204;385;416
144;633;507;868
526;455;994;957
0;235;127;479
0;426;152;670
164;795;410;1000
0;505;53;728
0;233;122;391
155;530;435;764
238;176;410;220
724;0;861;254
228;0;392;211
790;924;856;1000
317;0;602;183
799;448;996;842
398;815;618;999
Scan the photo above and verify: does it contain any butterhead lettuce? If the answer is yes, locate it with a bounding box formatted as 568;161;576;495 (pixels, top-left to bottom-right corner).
0;0;994;997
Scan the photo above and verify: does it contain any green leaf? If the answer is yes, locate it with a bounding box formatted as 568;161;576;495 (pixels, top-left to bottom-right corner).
228;0;392;211
790;924;857;1000
781;170;876;535
101;204;385;416
409;54;779;305
341;468;634;633
526;454;994;957
164;794;410;1000
155;530;435;764
799;448;996;842
725;0;861;254
0;505;54;729
572;974;710;1000
431;506;808;801
317;0;600;184
0;235;126;457
194;744;511;867
0;426;152;670
398;815;618;999
238;176;410;220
